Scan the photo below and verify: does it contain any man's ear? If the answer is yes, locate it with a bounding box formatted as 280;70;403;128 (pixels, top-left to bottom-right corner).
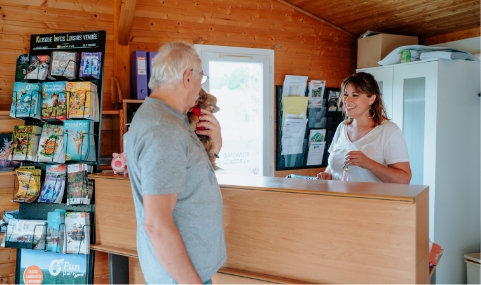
183;69;193;87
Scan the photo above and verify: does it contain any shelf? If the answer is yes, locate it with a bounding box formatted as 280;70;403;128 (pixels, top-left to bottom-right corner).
91;244;138;258
122;99;144;104
98;165;111;171
102;110;120;115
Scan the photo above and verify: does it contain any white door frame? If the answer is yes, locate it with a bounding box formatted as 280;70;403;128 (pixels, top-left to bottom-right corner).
194;44;275;176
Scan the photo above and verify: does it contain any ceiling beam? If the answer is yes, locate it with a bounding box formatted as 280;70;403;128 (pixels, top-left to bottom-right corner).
118;0;137;45
275;0;357;37
114;0;131;101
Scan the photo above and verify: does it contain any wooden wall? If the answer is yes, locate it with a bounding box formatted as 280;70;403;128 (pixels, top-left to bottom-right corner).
0;0;115;111
0;173;18;285
130;0;357;87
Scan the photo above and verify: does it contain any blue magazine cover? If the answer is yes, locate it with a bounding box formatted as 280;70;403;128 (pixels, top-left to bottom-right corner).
63;120;95;161
10;82;41;119
19;249;88;284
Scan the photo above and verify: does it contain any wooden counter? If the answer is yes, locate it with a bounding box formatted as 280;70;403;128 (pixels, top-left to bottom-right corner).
89;173;429;284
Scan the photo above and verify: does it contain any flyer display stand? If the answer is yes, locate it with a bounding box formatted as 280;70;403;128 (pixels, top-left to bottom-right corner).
8;30;106;285
275;85;343;171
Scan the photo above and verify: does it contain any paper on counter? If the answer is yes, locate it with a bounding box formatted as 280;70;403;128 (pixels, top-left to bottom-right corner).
281;118;308;155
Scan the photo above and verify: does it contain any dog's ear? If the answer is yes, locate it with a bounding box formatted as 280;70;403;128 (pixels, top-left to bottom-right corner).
197;88;207;103
203;94;218;112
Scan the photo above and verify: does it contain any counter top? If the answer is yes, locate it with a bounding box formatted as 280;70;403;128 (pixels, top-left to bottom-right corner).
89;173;428;203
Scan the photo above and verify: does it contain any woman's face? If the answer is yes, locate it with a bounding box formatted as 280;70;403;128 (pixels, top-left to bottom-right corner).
342;83;376;119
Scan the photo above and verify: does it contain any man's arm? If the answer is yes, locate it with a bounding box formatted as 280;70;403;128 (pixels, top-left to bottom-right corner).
196;109;222;155
143;193;202;284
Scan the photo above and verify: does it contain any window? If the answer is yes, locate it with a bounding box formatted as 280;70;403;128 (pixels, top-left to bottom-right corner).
194;45;274;176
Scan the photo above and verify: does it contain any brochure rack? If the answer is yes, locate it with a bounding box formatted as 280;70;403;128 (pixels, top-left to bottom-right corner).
276;86;343;171
8;30;106;285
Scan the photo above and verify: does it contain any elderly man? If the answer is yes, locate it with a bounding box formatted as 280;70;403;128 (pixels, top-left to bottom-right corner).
125;41;225;284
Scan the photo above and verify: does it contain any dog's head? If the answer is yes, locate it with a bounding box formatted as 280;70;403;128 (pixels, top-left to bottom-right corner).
195;88;220;113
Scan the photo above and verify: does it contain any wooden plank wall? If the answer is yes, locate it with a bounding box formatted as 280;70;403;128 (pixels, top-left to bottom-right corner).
0;173;19;285
130;0;357;87
0;0;115;111
0;0;117;156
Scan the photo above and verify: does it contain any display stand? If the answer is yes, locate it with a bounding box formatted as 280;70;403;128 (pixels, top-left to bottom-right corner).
275;86;343;171
9;30;106;285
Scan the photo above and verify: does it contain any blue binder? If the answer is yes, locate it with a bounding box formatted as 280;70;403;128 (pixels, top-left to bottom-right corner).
147;51;157;95
130;50;148;99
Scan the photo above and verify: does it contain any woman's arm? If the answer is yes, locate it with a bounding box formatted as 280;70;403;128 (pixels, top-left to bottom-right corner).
344;151;412;184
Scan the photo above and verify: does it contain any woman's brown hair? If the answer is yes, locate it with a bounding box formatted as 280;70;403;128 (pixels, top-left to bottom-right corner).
338;72;388;126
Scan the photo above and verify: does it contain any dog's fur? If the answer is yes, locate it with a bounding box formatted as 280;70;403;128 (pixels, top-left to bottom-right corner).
187;88;220;169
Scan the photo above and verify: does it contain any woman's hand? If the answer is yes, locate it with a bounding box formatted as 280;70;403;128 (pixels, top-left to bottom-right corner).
317;172;332;180
345;151;412;184
344;151;373;169
196;109;222;154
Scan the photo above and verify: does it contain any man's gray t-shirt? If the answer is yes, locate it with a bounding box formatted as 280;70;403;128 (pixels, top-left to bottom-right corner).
125;97;226;284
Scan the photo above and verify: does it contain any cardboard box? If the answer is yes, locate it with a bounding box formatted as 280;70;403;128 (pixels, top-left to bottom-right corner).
357;33;418;68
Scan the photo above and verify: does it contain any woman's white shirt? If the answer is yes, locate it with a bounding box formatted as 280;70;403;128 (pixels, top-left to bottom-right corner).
327;120;410;182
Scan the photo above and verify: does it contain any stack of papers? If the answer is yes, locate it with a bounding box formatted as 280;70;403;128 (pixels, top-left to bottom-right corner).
378;45;478;66
280;94;309;156
282;75;308;96
420;51;469;61
306;129;326;166
308;80;326;107
281;118;308;155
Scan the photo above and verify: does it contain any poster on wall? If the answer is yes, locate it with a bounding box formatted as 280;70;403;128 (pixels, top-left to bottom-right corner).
18;249;88;284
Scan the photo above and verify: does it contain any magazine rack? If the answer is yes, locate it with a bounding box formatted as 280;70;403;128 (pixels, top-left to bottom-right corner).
4;221;47;250
15;203;95;283
275;86;343;171
10;30;106;284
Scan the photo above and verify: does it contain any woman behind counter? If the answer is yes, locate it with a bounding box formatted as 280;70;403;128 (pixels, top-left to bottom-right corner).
317;72;412;183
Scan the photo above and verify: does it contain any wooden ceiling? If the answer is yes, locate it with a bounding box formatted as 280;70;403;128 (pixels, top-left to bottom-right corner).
279;0;480;41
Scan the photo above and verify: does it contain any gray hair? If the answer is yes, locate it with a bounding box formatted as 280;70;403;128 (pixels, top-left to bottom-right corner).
148;41;202;90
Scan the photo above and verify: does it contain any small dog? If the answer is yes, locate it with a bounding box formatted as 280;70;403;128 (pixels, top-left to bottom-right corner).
188;88;220;169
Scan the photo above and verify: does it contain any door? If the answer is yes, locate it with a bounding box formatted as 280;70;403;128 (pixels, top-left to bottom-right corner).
392;61;437;241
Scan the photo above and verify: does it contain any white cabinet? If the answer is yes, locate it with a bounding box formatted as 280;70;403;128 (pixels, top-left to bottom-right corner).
363;66;394;119
359;59;480;284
